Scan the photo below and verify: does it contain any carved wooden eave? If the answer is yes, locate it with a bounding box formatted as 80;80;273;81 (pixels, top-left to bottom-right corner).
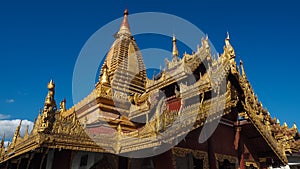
0;109;106;163
237;63;300;165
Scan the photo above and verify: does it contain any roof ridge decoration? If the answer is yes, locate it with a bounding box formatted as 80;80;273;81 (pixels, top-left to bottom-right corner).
0;10;299;166
38;80;57;134
10;120;22;149
238;61;300;164
23;125;29;140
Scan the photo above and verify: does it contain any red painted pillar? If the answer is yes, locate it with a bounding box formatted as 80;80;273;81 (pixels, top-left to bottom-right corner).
234;127;241;150
235;127;245;169
239;153;245;169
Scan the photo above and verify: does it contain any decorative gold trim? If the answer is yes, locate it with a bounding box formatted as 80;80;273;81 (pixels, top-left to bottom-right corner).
1;10;298;167
172;147;209;169
215;153;238;169
245;161;259;169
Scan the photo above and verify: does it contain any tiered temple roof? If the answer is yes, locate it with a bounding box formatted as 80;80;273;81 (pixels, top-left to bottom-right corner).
0;9;299;167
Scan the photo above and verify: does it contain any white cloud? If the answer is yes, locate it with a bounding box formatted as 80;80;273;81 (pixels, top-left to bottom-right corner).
5;99;15;104
0;114;10;120
0;119;34;141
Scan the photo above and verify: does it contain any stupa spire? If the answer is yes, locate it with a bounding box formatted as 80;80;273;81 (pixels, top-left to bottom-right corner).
118;9;131;35
172;34;179;57
99;9;146;96
172;34;180;62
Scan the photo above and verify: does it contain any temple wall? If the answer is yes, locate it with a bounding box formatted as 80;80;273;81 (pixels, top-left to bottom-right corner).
71;151;97;169
51;149;72;169
172;121;239;169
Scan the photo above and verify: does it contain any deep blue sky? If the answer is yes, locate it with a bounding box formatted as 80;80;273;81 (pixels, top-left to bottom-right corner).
0;0;299;127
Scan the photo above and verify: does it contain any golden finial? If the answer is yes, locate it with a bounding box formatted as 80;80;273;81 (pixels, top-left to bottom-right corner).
100;63;110;85
47;80;55;90
172;34;176;42
59;98;67;112
226;31;230;40
224;32;235;58
201;35;210;50
240;60;246;78
117;124;122;135
293;123;297;129
283;122;288;128
118;9;131;35
45;80;55;105
39;80;57;134
124;9;129;16
172;34;179;57
276;119;280;124
225;32;231;47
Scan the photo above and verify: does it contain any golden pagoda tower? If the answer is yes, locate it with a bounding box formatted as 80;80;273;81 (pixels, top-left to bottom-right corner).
99;9;146;95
